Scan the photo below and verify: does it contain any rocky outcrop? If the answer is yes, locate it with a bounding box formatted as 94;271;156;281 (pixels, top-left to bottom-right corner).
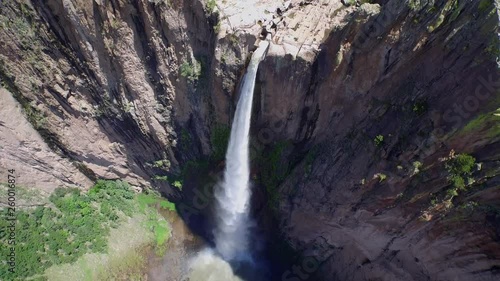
1;0;500;280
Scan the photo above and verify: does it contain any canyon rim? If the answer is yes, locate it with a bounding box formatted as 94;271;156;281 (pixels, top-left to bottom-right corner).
1;0;500;281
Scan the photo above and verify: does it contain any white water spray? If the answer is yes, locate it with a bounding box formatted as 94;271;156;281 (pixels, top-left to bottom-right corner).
213;41;270;262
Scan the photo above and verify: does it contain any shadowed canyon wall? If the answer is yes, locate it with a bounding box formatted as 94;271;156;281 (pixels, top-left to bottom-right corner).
1;0;500;280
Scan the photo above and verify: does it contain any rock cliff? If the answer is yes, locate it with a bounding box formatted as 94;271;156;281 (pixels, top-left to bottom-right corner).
1;0;499;280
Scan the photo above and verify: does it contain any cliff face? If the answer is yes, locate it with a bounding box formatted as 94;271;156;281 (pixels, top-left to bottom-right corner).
260;1;500;280
0;0;251;195
1;0;500;280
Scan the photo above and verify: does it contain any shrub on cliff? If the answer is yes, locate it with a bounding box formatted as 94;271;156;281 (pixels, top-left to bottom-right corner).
446;153;476;190
180;60;201;82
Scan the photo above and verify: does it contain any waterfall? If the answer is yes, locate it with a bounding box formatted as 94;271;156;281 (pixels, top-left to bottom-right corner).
213;41;270;262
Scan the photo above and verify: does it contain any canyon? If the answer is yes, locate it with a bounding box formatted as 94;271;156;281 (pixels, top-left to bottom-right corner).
1;0;500;280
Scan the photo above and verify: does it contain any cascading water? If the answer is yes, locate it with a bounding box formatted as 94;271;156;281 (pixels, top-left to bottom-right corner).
213;40;270;262
186;41;269;281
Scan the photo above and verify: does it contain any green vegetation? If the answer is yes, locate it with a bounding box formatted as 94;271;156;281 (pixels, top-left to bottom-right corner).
220;52;228;64
45;216;149;281
427;14;445;32
0;181;175;280
260;141;291;208
151;217;170;255
136;191;174;256
427;0;459;33
92;99;113;119
153;175;169;181
374;173;387;182
210;124;231;162
374;134;384;147
8;16;35;49
206;0;217;14
460;109;500;137
152;159;171;170
0;181;131;279
413;161;423;174
445;153;476;198
0;184;48;204
22;103;47;129
430;197;438;207
136;192;175;212
478;0;494;13
122;101;133;113
446;187;459;197
484;38;500;59
214;21;221;33
412;100;428;115
446;201;480;222
178;128;192;152
228;33;239;46
149;0;168;5
408;0;423;11
172;180;183;191
180;60;202;82
415;153;480;221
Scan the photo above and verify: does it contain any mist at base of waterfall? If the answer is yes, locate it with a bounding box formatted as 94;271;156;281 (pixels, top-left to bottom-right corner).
186;249;243;281
186;248;272;281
